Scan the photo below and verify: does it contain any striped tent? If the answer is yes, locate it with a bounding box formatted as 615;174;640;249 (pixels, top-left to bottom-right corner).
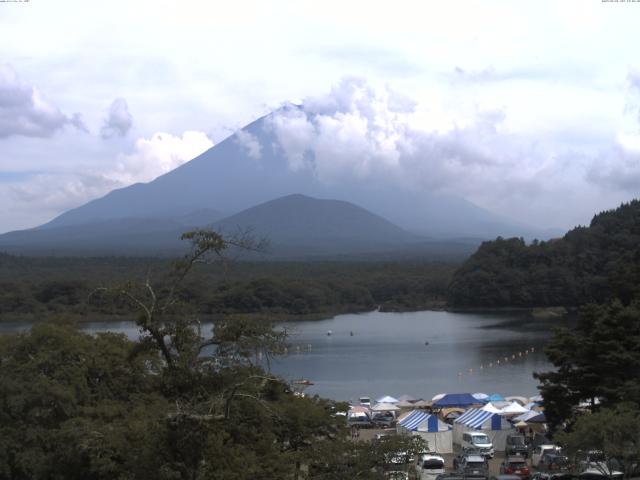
397;410;453;453
452;408;515;451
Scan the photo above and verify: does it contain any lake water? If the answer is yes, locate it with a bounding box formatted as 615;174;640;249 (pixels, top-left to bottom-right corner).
0;310;555;402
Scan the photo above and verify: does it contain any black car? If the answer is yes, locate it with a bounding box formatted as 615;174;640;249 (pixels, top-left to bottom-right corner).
506;434;529;457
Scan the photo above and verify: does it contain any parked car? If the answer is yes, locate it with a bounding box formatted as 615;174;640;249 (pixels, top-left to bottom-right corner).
538;453;570;472
500;456;531;480
575;452;623;480
453;450;484;469
455;453;489;480
415;453;445;480
347;413;372;428
506;434;529;457
532;445;562;468
461;432;495;458
373;412;396;427
578;467;623;480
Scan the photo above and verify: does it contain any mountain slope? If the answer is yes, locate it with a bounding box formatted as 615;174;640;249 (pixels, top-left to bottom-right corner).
38;106;546;241
0;195;430;257
212;194;420;256
215;194;415;243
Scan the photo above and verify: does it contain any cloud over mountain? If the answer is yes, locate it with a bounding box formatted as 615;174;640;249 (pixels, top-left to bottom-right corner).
109;130;214;185
234;129;262;159
266;78;558;203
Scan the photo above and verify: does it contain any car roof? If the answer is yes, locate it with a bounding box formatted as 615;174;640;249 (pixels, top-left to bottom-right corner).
507;457;527;462
420;453;445;460
466;455;486;462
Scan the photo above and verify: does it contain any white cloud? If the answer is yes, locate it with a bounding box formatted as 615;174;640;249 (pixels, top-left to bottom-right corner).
1;0;640;231
268;78;523;191
234;129;262;159
0;130;214;232
0;64;87;138
107;130;213;185
100;98;133;139
267;76;637;228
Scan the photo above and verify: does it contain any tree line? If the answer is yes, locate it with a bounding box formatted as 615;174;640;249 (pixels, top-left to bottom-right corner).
448;200;640;308
0;254;455;322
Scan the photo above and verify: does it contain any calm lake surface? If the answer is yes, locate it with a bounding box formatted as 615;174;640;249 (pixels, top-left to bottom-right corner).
0;310;555;402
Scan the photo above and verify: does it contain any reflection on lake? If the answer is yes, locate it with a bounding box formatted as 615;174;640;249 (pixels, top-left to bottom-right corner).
0;310;556;402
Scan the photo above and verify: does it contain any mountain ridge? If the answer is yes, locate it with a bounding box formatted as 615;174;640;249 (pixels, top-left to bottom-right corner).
37;107;550;240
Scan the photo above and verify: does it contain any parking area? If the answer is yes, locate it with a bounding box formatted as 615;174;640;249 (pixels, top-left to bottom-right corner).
356;427;528;477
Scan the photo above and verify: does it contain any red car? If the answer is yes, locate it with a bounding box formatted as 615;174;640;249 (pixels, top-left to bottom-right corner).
501;456;531;480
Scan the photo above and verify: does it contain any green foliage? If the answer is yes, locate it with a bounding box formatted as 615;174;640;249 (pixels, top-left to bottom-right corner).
534;300;640;431
0;230;364;479
0;320;352;479
448;200;640;307
307;434;427;479
0;256;456;322
555;404;640;477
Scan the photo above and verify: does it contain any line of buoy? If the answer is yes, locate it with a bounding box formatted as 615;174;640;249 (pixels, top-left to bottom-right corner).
456;347;538;378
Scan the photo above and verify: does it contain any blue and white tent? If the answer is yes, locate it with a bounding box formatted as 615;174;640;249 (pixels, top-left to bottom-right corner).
452;408;515;451
397;410;453;453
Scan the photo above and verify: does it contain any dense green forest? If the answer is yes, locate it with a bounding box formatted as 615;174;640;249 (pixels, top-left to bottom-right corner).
0;253;456;322
448;200;640;308
0;230;430;479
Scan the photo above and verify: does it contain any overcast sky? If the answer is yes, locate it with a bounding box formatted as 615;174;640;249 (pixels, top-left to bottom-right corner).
1;0;639;233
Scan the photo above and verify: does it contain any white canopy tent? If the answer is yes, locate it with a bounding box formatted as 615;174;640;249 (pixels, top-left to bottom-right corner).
371;402;400;413
481;402;503;414
453;408;516;451
397;410;453;454
376;395;399;404
501;402;530;415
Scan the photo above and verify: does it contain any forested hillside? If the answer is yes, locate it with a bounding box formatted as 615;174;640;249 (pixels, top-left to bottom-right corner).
447;200;640;308
0;255;455;321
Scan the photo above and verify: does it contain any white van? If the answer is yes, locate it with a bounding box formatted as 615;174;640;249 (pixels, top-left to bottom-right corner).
415;453;445;480
461;432;494;458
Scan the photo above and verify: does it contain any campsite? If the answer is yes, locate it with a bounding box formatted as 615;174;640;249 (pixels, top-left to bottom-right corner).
346;392;578;480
